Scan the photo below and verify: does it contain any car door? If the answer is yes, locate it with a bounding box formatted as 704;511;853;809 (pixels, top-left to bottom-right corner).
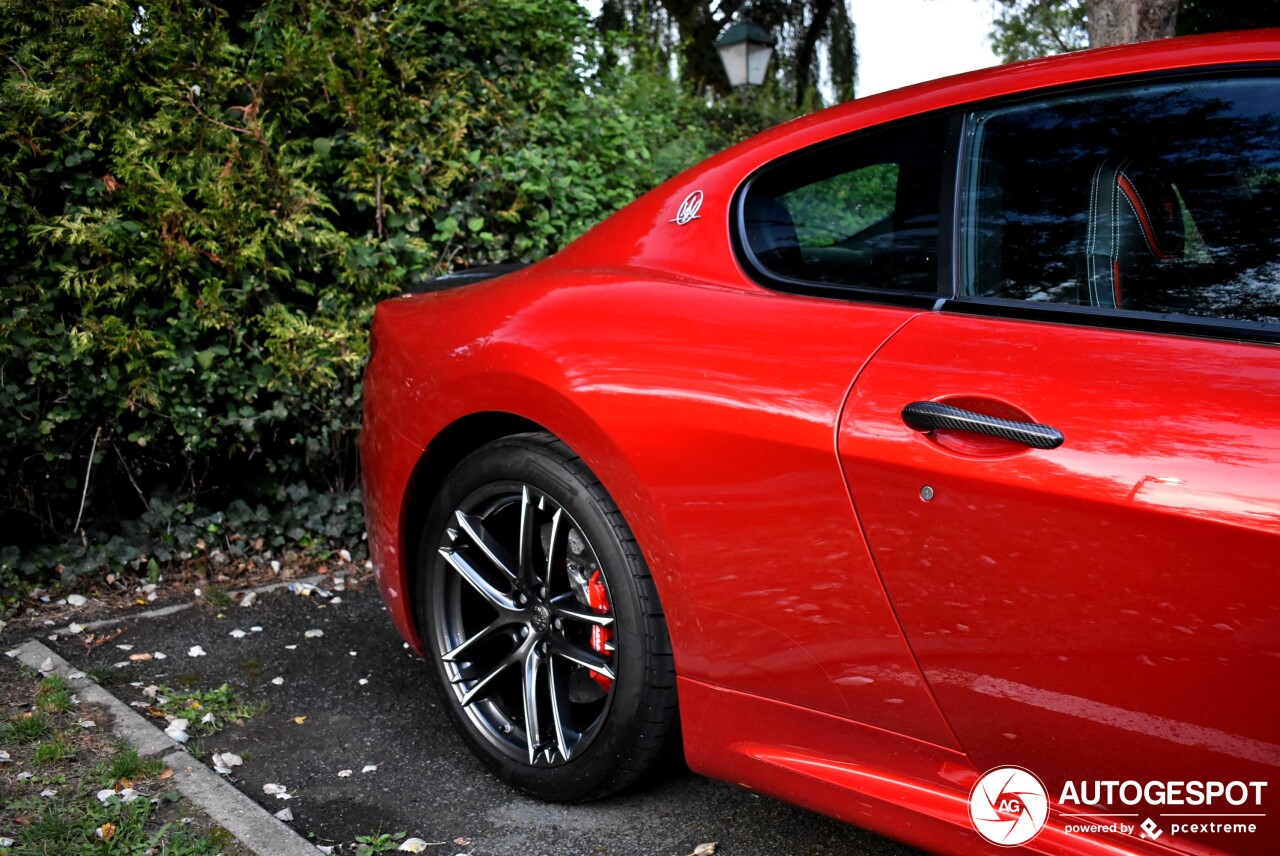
839;73;1280;852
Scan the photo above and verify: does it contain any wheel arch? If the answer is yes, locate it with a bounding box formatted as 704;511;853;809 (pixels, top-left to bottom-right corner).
393;406;700;678
399;411;545;645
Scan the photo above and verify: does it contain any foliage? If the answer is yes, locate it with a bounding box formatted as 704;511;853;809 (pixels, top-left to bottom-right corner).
597;0;855;106
354;831;408;855
1;0;786;594
0;484;365;599
990;0;1088;62
989;0;1280;63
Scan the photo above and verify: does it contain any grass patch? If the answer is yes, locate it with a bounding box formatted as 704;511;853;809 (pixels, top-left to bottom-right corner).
35;675;73;713
1;655;250;855
97;746;166;786
152;682;263;736
83;665;122;685
202;586;234;608
1;710;54;743
33;734;76;764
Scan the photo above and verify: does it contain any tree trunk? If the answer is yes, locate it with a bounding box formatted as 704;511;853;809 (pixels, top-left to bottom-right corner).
1085;0;1179;47
794;0;835;107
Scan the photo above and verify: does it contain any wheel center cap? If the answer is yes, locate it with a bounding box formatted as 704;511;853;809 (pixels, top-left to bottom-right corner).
531;605;551;633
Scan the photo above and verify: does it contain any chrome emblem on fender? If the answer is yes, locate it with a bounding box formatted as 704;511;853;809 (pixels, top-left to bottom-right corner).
670;190;704;225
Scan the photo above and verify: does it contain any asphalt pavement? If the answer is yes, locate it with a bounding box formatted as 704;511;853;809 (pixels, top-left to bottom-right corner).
26;575;918;856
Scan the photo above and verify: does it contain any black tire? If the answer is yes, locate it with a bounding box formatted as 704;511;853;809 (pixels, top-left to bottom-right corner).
416;432;679;801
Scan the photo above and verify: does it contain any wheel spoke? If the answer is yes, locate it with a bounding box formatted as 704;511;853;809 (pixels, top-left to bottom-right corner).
547;658;577;762
541;507;563;590
521;647;545;765
458;646;523;707
454;510;519;583
550;636;615;680
549;593;615;628
517;486;537;585
441;617;513;664
439;548;517;612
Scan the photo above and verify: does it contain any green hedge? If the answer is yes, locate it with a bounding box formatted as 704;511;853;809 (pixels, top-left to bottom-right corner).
0;0;798;594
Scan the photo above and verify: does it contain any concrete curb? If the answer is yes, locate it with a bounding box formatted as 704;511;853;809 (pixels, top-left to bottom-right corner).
7;639;319;856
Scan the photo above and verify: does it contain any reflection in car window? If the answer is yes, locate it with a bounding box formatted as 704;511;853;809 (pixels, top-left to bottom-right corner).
740;115;948;294
961;77;1280;325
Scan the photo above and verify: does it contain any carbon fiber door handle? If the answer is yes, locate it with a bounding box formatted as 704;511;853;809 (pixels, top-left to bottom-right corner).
901;401;1064;450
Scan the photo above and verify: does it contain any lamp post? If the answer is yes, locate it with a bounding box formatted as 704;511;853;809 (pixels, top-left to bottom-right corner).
714;15;776;90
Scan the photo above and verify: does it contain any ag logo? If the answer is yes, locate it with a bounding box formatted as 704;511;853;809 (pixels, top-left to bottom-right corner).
968;766;1050;847
670;190;704;225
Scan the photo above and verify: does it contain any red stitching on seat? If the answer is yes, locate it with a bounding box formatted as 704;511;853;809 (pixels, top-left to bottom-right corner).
1116;173;1171;259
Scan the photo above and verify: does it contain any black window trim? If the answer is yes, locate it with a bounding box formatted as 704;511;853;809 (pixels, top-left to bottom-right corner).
729;111;960;309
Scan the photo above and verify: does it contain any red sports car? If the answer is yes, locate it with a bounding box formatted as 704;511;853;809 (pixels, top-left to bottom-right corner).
361;30;1280;855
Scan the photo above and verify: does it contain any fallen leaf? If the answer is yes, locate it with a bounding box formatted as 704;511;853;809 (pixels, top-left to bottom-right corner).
96;821;116;841
293;716;306;724
158;768;174;780
212;752;243;774
263;783;292;800
96;788;140;804
275;807;294;822
164;719;190;743
129;653;153;661
39;657;53;672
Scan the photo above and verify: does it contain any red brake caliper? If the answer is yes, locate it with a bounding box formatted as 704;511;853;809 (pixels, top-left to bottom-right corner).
587;570;613;691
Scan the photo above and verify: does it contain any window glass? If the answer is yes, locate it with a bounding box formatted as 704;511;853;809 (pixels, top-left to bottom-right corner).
961;77;1280;325
740;115;947;294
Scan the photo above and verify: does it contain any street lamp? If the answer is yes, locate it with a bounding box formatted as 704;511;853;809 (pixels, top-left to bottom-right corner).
714;15;776;89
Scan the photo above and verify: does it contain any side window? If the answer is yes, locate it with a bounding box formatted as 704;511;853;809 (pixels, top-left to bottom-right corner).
739;115;949;295
961;76;1280;326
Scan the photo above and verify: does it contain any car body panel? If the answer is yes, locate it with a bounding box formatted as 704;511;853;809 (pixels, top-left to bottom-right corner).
360;30;1280;855
364;274;965;745
839;312;1280;853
